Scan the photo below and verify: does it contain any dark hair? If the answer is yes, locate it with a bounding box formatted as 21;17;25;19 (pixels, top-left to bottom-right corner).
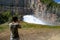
12;16;18;22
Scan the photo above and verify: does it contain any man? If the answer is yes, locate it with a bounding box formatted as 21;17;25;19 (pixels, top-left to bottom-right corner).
9;16;21;40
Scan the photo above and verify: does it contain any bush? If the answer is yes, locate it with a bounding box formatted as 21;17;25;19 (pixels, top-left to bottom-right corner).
0;10;11;24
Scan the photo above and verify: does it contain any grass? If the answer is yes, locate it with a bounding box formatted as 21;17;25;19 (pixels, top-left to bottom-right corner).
0;23;9;32
0;21;60;32
21;21;60;29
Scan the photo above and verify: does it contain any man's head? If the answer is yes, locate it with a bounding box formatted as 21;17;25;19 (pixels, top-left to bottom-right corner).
12;16;18;22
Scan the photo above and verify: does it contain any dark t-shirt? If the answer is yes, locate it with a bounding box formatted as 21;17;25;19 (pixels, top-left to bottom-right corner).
9;23;20;38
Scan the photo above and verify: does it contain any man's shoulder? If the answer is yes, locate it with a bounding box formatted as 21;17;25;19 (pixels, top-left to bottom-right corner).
9;23;12;26
9;22;19;25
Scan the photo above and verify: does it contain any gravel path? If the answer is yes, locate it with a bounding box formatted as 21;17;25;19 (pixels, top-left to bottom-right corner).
0;28;60;40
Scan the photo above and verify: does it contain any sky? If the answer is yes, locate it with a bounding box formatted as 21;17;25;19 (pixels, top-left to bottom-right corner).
54;0;60;3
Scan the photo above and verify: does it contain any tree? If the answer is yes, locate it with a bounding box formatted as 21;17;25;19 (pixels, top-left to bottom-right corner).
0;10;11;24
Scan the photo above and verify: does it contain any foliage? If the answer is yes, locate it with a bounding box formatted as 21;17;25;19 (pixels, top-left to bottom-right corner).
40;0;53;5
0;10;11;24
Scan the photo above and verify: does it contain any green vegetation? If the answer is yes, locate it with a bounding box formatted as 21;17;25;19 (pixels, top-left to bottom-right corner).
0;23;8;32
21;22;60;29
0;21;60;32
0;10;11;24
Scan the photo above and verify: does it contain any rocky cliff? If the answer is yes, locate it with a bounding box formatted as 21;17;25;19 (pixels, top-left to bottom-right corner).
29;0;58;24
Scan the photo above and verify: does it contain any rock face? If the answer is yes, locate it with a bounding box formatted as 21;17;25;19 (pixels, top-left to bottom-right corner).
28;0;58;24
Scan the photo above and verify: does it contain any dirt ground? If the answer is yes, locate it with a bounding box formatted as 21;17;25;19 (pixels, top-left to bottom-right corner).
0;28;60;40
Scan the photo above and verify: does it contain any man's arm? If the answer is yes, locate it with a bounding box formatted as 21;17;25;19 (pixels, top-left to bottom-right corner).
18;24;21;28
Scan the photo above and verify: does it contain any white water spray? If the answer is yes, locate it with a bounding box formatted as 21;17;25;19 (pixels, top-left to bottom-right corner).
23;15;46;25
